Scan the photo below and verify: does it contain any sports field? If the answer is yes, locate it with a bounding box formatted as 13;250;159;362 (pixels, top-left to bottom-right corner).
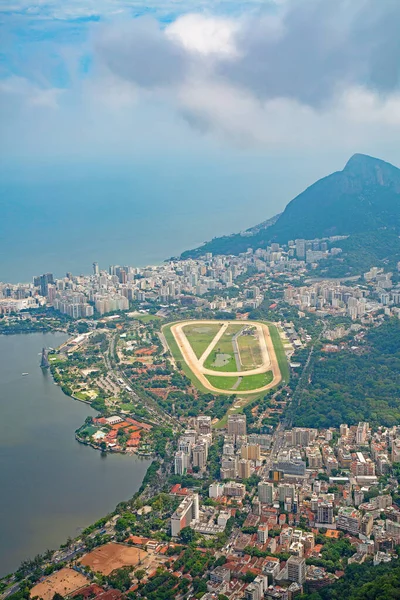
163;320;286;395
80;542;147;575
30;568;88;600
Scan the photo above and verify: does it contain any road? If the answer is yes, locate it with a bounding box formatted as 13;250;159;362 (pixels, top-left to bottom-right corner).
106;333;179;428
1;583;20;599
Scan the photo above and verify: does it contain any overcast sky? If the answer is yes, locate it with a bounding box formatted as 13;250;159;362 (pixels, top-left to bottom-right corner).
1;0;400;202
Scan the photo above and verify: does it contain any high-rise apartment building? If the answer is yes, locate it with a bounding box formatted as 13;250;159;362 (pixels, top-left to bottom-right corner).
337;507;361;534
174;451;189;475
227;414;247;437
257;524;269;544
241;444;261;461
317;501;334;525
238;459;251;480
196;416;212;435
258;481;274;504
37;272;54;297
170;493;199;537
278;483;296;503
287;556;306;584
192;443;207;470
356;422;369;445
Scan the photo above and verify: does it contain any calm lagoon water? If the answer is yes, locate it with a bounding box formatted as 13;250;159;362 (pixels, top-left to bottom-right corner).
0;332;151;576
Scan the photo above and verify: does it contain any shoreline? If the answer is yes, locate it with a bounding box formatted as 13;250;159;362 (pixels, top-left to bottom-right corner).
0;331;155;578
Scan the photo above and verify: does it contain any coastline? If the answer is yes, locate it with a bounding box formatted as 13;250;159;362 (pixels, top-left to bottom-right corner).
47;343;156;459
0;331;154;577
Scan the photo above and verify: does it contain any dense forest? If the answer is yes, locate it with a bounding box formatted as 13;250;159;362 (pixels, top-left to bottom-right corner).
300;559;400;600
293;319;400;428
315;230;400;278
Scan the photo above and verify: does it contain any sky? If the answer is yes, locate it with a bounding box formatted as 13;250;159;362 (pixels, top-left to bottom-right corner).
2;0;400;278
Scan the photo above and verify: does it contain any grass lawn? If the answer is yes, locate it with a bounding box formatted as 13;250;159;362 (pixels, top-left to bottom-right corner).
81;425;99;436
203;323;243;371
74;391;91;401
237;330;263;369
203;350;236;372
236;371;273;391
205;375;239;391
267;323;290;383
182;323;222;359
163;323;211;394
134;314;160;323
119;402;134;412
212;323;243;355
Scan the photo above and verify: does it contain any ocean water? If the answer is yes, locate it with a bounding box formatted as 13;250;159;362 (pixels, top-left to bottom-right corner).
0;157;293;283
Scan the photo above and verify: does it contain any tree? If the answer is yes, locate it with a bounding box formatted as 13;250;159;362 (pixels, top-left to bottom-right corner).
107;567;132;591
135;569;146;581
179;526;195;544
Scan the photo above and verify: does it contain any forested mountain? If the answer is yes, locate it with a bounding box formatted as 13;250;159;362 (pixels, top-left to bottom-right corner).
182;154;400;269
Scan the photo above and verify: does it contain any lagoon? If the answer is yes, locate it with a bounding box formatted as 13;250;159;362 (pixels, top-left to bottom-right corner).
0;332;151;576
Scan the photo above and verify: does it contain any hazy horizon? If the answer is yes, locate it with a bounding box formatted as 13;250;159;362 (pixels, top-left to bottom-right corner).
3;0;400;279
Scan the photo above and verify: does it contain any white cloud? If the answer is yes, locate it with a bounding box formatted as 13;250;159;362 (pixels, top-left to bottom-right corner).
166;14;239;58
2;1;400;163
0;76;63;108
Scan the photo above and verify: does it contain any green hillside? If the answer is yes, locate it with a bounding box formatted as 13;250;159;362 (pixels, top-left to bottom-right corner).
182;154;400;273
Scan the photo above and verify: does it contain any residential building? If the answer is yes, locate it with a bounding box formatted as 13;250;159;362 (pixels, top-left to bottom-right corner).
287;555;306;584
227;414;247;437
170;493;200;537
258;481;274;504
224;482;246;498
174;451;189;475
337;507;362;535
317;501;334;525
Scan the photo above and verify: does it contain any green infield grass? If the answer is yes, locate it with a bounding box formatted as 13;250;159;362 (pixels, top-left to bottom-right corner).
237;328;263;369
181;323;222;359
236;371;273;391
163;323;211;394
205;375;240;390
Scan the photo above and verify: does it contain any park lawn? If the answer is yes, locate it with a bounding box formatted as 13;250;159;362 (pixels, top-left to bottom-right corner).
79;424;99;437
134;314;160;323
74;391;91;401
205;375;240;391
49;355;66;365
236;371;273;392
182;323;222;359
119;402;134;412
237;330;263;369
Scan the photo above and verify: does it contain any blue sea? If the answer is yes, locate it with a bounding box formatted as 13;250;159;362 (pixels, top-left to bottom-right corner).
0;154;327;283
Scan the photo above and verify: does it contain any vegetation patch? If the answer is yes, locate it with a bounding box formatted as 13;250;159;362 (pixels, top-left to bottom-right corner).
236;371;273;392
181;323;222;359
203;350;236;372
267;322;290;383
162;323;211;394
292;318;400;428
205;375;240;391
237;329;263;369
